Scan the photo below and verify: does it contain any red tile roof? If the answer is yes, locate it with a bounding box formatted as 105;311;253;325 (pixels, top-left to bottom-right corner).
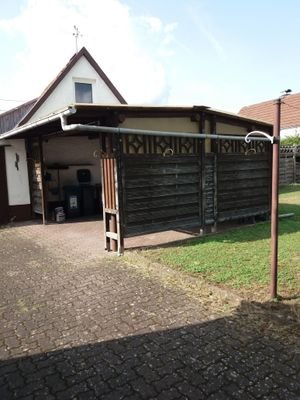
239;92;300;128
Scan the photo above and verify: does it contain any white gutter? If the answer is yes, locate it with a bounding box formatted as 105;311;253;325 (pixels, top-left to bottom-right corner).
0;107;76;140
60;107;274;143
1;104;274;143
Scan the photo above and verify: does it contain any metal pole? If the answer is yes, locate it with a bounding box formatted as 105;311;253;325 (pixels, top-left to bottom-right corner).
270;98;281;298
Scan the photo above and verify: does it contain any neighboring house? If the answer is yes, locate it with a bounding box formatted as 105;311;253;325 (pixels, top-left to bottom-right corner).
0;46;273;253
239;94;300;184
0;47;126;224
239;92;300;138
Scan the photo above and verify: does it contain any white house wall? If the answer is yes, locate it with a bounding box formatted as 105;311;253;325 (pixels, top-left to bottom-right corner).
28;56;121;123
4;139;31;206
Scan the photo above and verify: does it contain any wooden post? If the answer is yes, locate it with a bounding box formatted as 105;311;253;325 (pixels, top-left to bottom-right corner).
110;214;117;252
100;133;124;254
39;136;48;225
293;145;297;184
199;112;206;234
115;135;124;254
210;115;218;233
270;98;281;299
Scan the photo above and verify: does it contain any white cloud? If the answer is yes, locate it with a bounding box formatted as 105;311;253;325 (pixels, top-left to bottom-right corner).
0;0;177;105
186;2;225;59
139;16;163;33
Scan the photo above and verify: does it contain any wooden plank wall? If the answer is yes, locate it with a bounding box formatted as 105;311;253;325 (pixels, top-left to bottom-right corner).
217;154;270;222
279;146;300;185
102;157;116;211
100;152;124;253
123;154;202;236
296;162;300;183
279;155;295;185
27;140;43;215
204;154;216;225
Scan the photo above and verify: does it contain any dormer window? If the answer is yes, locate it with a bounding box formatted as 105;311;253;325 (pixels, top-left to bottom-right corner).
75;82;93;103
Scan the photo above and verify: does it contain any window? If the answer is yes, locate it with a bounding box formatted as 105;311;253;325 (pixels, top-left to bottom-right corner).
75;82;93;103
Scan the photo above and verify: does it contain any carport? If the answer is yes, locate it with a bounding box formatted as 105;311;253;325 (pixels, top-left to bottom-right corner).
0;104;273;254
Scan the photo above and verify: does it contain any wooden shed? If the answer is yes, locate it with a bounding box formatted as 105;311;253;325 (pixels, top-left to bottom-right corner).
0;104;273;253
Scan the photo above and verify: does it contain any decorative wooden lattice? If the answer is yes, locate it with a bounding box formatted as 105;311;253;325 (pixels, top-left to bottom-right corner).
280;145;300;155
217;139;269;154
123;134;201;155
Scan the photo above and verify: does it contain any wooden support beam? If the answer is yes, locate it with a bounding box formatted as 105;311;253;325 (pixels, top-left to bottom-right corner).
199;112;205;233
39;136;48;225
100;132;124;254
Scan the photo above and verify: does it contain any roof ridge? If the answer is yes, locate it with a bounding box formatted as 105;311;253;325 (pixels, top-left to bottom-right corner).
239;92;300;128
240;91;300;111
18;46;126;126
0;98;37;117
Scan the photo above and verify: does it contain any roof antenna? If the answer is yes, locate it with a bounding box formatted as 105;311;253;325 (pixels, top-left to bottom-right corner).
280;89;292;98
73;25;82;53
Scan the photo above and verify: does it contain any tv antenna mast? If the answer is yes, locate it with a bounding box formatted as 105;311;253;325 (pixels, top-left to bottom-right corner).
73;25;82;53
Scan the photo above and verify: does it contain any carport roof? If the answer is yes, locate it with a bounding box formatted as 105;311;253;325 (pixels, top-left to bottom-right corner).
0;103;273;141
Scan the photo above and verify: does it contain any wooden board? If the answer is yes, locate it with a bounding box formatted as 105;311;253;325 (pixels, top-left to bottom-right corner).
123;154;202;236
217;153;271;222
26;138;47;223
204;154;216;224
297;162;300;184
0;147;9;224
280;155;296;185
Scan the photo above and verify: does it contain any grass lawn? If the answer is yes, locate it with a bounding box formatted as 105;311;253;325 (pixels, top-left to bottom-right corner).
145;185;300;301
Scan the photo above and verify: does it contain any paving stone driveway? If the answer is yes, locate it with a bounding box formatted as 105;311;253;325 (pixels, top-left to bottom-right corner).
0;222;299;400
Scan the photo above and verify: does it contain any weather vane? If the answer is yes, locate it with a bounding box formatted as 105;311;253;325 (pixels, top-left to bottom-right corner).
73;25;82;53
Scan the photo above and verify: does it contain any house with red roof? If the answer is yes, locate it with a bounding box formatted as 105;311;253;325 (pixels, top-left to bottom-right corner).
240;94;300;184
239;92;300;138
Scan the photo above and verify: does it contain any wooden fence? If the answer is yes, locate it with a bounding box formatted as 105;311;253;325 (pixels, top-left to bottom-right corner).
121;151;271;237
122;154;202;236
280;146;300;185
217;153;271;222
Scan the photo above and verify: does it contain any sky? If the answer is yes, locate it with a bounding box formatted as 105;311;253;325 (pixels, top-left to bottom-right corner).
1;0;300;114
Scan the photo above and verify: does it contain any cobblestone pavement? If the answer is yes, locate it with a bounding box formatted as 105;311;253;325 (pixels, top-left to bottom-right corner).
0;223;299;399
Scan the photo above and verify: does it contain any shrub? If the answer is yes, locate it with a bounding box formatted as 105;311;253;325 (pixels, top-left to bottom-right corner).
281;134;300;146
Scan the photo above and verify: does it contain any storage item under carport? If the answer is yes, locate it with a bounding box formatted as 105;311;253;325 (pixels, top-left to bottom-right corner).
81;185;95;216
77;169;95;216
77;169;91;183
54;206;65;223
64;185;81;218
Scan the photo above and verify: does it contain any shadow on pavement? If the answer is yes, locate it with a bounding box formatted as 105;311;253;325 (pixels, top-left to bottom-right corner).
0;301;299;400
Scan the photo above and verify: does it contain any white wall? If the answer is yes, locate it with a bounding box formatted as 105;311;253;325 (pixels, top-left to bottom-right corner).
43;136;101;202
121;117;199;133
28;55;121;122
3;139;31;206
216;122;248;135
